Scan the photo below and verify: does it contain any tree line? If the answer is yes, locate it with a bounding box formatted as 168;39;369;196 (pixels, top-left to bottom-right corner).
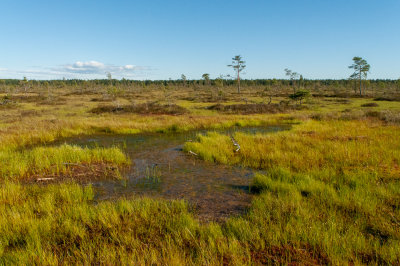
0;56;399;96
0;78;399;89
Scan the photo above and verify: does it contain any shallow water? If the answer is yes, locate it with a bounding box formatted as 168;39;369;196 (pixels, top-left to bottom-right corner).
61;125;290;222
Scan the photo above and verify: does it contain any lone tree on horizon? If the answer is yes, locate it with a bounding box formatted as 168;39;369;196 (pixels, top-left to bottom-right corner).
181;74;187;86
228;55;246;94
106;72;112;86
284;68;300;93
202;73;210;86
348;56;370;96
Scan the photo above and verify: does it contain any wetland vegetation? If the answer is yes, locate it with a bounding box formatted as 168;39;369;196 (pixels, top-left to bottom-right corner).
0;78;400;264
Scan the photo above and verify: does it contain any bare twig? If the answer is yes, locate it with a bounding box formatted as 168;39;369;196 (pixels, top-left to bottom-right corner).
230;135;240;152
36;177;54;182
189;151;198;156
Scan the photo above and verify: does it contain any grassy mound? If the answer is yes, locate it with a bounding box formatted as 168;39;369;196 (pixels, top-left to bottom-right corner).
361;102;379;107
207;103;298;114
0;183;201;264
91;102;188;115
0;144;129;181
374;96;400;102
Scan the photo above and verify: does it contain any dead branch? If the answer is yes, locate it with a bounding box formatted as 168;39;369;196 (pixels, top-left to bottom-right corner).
189;151;198;156
230;135;240;152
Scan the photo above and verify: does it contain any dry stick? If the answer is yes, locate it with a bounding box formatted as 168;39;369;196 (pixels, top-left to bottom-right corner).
189;151;198;156
230;135;240;152
36;177;54;182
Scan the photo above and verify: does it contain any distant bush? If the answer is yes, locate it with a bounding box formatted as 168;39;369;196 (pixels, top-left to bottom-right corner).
207;103;301;114
91;102;188;115
310;112;340;121
311;108;400;124
379;110;400;123
374;97;400;102
361;102;379;107
365;110;381;118
288;89;311;104
0;94;17;109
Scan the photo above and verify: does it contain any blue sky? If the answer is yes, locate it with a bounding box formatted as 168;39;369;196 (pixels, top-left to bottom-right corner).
0;0;399;80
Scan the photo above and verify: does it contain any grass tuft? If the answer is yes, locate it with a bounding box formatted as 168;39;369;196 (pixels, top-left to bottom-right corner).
0;144;129;180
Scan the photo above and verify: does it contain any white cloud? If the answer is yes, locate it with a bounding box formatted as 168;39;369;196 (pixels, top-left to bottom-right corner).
57;61;146;76
0;61;152;80
63;61;105;74
123;65;136;70
75;61;104;68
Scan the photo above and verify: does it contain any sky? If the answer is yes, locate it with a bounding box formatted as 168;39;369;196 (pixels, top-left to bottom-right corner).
0;0;399;80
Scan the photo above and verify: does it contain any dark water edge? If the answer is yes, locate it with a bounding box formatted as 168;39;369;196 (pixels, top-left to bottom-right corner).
58;125;291;222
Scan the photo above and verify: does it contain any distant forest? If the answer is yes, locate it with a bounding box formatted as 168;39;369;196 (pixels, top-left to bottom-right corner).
1;78;399;88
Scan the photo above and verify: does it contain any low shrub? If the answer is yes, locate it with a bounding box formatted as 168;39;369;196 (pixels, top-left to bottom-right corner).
207;103;300;114
361;102;379;107
91;102;188;115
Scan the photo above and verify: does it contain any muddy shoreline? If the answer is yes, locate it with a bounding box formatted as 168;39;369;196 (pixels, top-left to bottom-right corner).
51;125;290;222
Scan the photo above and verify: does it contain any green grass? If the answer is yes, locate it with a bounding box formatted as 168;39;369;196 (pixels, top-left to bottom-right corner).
247;169;400;263
1;88;400;264
2;168;398;264
184;119;400;264
184;119;400;177
0;182;245;264
0;144;129;180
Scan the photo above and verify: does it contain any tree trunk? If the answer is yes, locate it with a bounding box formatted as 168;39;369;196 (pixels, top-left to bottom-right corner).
354;80;357;95
359;69;362;96
293;81;296;94
363;80;367;96
237;68;240;94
